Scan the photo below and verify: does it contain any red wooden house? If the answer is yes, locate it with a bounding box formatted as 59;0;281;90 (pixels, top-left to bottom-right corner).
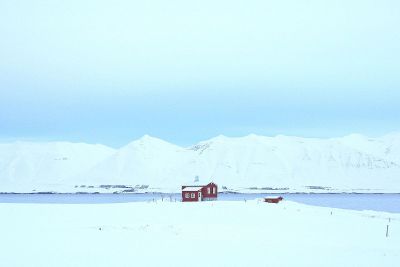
263;196;283;203
182;182;218;202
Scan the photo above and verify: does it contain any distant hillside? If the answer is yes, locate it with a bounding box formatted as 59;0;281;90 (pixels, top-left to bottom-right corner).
0;142;115;192
1;133;400;193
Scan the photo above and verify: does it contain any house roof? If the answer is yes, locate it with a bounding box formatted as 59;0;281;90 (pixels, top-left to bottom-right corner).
182;186;203;192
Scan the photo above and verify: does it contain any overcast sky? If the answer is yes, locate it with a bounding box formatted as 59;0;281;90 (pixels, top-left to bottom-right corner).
0;0;399;147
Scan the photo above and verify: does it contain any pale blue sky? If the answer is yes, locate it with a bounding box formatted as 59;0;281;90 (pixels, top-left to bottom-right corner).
0;0;399;147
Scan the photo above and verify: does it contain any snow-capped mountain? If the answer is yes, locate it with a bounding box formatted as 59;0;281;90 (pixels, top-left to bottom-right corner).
186;134;400;190
0;141;115;192
78;135;196;187
1;133;400;192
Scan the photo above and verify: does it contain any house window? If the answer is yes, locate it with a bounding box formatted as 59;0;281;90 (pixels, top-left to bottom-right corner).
213;187;216;194
185;193;189;198
191;193;195;198
207;187;211;194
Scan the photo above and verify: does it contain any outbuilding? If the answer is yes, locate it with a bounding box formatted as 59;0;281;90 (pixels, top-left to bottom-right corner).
182;182;218;202
263;196;283;203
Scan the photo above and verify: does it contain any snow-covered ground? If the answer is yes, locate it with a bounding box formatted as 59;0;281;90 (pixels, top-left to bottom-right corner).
1;200;399;267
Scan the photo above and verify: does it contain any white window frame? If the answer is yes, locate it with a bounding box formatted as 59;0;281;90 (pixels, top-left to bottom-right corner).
213;187;216;194
191;193;195;198
207;187;211;194
185;193;189;198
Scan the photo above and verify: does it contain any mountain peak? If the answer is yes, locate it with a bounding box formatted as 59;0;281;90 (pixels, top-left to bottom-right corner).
212;134;228;141
123;135;182;150
343;133;368;139
138;134;156;141
133;134;168;144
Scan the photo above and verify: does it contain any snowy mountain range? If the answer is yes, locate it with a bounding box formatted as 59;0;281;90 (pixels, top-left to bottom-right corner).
1;133;400;193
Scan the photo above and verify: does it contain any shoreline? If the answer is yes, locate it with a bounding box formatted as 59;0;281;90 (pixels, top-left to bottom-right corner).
1;191;400;195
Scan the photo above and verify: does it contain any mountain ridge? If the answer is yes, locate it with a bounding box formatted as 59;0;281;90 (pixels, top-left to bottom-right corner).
1;134;399;192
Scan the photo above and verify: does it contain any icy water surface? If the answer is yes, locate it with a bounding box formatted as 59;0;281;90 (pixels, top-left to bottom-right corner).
0;193;399;213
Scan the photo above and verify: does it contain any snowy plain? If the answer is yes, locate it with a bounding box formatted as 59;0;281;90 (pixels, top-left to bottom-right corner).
1;200;399;267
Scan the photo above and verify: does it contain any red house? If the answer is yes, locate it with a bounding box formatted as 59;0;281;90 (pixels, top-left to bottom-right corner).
263;196;283;203
182;182;218;202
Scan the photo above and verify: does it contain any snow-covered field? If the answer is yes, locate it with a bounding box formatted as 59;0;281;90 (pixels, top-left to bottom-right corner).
1;200;399;267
